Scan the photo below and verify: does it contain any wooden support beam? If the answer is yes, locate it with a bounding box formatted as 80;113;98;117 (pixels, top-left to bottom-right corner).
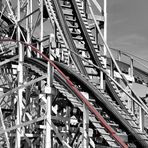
82;92;89;148
15;0;23;147
139;107;144;132
0;116;46;134
45;34;55;148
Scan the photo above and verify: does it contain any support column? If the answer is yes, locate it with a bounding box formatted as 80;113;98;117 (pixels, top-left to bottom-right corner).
118;51;121;61
65;106;71;143
30;0;32;30
130;57;133;77
40;0;44;54
45;85;52;148
129;58;135;114
15;0;23;147
26;0;32;57
139;107;144;132
100;0;107;90
110;59;114;78
127;83;133;113
45;34;55;148
103;0;107;68
82;92;89;148
37;42;40;58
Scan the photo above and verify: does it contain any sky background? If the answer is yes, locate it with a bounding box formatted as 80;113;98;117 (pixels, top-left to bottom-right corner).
108;0;148;59
107;0;148;96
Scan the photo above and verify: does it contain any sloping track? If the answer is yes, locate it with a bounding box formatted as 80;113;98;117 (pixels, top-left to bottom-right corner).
1;0;148;147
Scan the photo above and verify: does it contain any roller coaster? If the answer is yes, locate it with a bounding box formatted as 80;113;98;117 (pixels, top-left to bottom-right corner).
0;0;148;147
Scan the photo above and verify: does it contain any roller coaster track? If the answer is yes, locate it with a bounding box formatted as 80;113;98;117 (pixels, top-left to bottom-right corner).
0;39;148;147
40;0;148;147
1;2;148;86
35;58;148;148
48;0;126;113
53;61;148;147
0;44;148;147
46;0;148;132
0;51;128;147
1;0;148;147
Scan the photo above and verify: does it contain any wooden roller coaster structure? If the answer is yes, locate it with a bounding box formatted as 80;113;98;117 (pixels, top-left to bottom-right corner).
0;0;148;147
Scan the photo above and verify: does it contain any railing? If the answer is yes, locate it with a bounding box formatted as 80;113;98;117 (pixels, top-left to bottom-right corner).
110;46;148;73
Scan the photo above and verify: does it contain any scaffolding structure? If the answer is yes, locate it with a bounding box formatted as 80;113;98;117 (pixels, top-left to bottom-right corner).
0;0;148;147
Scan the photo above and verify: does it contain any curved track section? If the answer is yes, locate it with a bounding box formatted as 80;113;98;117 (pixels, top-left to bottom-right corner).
51;0;138;124
53;60;148;148
1;0;148;147
0;40;148;147
0;55;127;147
26;57;148;148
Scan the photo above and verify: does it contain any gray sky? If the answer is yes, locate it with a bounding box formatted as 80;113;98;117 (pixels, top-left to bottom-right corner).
106;0;148;96
108;0;148;59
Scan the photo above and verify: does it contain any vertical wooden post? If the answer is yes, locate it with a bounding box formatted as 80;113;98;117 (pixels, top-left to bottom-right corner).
82;92;89;148
26;0;32;57
100;0;107;89
45;34;55;148
110;59;114;78
16;0;23;147
40;0;44;54
139;107;144;132
103;0;107;68
130;58;134;114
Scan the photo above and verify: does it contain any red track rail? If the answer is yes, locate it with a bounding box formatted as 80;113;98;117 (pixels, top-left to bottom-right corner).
0;38;128;148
